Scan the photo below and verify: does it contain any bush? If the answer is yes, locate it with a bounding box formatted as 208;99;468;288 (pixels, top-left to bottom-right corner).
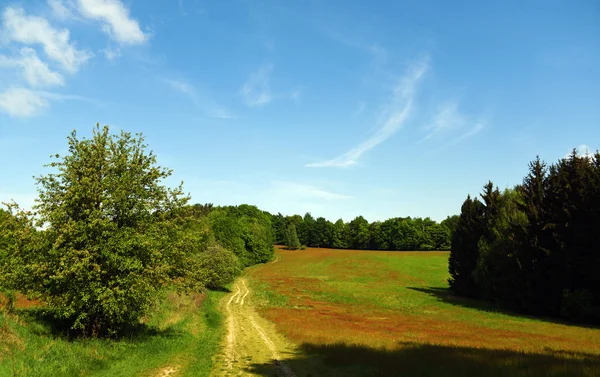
199;245;241;289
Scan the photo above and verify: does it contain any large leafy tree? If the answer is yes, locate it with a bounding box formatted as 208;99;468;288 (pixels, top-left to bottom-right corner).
1;125;192;335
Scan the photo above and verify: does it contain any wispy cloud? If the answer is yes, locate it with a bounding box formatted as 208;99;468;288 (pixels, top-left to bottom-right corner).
163;77;234;119
2;6;93;73
307;57;429;168
239;64;299;107
444;123;484;147
102;46;121;60
271;181;353;200
355;101;366;115
0;87;97;118
418;102;463;143
321;23;387;65
240;64;273;107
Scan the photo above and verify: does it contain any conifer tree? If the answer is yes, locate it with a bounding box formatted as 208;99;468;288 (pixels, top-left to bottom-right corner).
285;224;301;250
448;195;485;297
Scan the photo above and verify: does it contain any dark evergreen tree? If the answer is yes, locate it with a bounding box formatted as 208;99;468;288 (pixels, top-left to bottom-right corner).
448;195;485;297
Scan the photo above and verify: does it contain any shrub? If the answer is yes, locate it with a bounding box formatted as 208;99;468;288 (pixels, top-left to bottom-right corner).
199;245;241;289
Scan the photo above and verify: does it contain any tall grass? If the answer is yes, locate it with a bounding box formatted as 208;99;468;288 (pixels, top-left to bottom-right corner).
0;289;226;377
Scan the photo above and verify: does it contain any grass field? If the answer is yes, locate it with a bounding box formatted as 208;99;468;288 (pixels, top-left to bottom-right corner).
248;247;600;377
0;289;226;377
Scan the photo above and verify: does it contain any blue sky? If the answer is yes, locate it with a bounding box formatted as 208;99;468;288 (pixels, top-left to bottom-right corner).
0;0;598;222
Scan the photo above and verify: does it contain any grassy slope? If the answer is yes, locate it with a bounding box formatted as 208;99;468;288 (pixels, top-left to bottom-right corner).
0;289;226;377
248;247;600;377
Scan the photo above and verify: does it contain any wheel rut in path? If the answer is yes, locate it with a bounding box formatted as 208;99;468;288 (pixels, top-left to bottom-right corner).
212;277;296;377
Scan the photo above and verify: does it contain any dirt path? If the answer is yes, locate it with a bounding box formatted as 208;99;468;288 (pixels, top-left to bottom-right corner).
211;277;297;377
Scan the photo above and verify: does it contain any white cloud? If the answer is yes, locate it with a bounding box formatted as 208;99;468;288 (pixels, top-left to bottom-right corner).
240;64;273;107
2;7;92;73
307;57;429;168
271;181;353;200
0;87;96;118
0;48;64;87
0;87;49;117
76;0;148;44
163;77;234;119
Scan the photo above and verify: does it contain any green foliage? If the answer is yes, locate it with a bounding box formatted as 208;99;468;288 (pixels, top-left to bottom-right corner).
267;212;454;252
0;125;195;336
199;245;241;289
0;208;18;311
206;205;274;267
285;224;301;250
270;212;287;244
448;195;485;297
449;150;600;323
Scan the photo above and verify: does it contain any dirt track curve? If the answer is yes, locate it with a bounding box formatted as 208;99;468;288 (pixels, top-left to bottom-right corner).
211;276;296;377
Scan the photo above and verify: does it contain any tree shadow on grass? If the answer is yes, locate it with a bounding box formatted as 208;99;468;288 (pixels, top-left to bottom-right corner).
407;287;600;329
18;307;183;341
245;342;600;377
210;286;233;293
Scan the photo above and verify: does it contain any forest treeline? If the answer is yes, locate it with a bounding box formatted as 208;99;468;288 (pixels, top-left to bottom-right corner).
268;212;458;251
0;125;274;336
449;151;600;322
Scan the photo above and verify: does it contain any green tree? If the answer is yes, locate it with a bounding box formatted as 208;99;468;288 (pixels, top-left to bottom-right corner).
349;216;370;249
313;217;331;247
0;125;192;336
441;215;460;236
208;205;274;266
285;224;301;250
448;195;485;297
299;212;316;246
331;219;349;249
270;212;287;245
199;244;241;289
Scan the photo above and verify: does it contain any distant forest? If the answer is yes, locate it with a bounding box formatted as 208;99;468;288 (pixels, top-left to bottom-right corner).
267;212;458;251
450;150;600;323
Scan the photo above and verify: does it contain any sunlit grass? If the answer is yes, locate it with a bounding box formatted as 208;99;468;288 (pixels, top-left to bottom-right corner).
248;247;600;376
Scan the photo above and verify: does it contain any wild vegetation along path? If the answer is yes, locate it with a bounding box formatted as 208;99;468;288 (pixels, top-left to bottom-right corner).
211;276;297;377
